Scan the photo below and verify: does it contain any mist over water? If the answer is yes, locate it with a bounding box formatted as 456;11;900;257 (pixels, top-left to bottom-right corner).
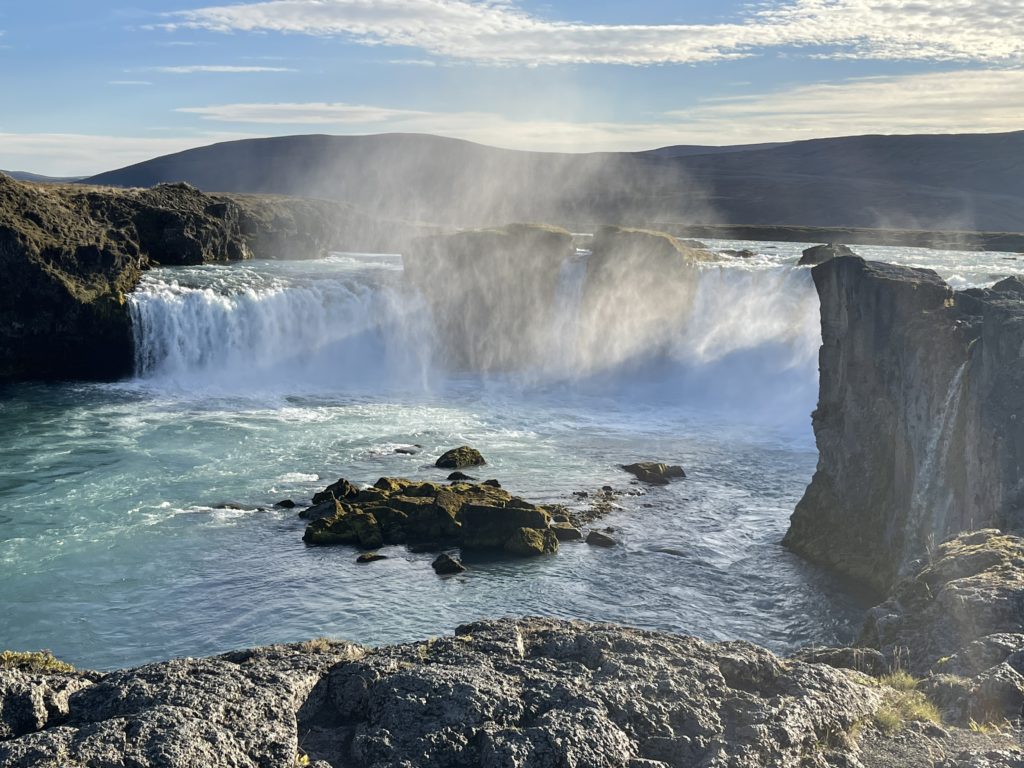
1;239;1012;669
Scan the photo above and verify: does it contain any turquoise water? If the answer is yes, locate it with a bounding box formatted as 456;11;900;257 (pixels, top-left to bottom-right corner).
0;241;1012;670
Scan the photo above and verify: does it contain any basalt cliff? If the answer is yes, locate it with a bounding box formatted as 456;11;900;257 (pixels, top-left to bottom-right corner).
0;174;426;381
785;256;1024;593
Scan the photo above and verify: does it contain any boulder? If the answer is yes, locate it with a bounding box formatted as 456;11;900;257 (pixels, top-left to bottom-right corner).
551;523;583;541
586;530;617;547
621;462;686;485
312;478;358;505
447;471;475;482
503;527;559;557
431;553;466;575
435;446;486;469
303;508;383;549
299;498;343;522
798;242;856;266
274;499;296;509
355;552;388;564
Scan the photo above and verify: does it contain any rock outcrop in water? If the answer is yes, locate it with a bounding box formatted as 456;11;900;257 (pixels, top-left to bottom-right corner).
0;174;426;381
301;476;561;558
577;226;717;372
798;243;856;266
402;224;575;372
785;257;1024;592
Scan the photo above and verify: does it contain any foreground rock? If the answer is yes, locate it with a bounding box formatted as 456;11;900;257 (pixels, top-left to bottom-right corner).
0;619;883;767
301;476;560;558
799;243;856;266
402;224;575;371
785;257;1024;592
0;173;426;381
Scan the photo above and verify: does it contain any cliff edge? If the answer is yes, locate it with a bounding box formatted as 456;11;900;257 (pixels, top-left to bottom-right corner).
785;256;1024;592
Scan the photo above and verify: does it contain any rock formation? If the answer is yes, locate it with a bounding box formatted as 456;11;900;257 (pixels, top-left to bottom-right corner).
576;226;718;373
785;257;1024;592
799;243;856;266
402;224;575;372
0;174;426;381
300;476;562;558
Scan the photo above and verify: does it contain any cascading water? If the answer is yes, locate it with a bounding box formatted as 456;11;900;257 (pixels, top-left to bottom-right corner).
126;249;823;424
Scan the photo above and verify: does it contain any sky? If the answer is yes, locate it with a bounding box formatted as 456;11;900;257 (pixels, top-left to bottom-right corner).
1;0;1023;175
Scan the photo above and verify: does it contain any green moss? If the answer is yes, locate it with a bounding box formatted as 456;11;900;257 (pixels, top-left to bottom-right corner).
0;650;76;673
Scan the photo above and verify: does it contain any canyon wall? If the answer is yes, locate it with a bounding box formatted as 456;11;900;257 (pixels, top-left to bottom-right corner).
785;256;1024;592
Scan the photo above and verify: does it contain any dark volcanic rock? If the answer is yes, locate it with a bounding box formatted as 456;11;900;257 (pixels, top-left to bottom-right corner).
435;445;486;469
0;619;882;767
586;530;618;547
446;471;475;482
431;553;466;574
799;242;856;266
622;461;686;485
355;552;387;564
785;257;1024;592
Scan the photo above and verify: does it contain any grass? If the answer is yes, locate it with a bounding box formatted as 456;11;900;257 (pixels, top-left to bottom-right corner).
0;650;76;674
871;671;943;734
968;718;1011;735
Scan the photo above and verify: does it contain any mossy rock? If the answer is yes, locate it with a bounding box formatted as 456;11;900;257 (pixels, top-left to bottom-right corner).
303;509;383;549
435;446;486;469
551;523;583;541
374;477;415;494
312;477;358;505
504;527;559;557
299;498;345;521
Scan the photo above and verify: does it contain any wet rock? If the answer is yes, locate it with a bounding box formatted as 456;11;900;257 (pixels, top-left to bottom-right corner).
721;248;758;258
394;446;419;455
482;478;501;488
212;501;247;510
799;242;856;266
275;499;296;509
586;530;617;547
355;552;388;564
435;446;486;469
303;508;383;549
299;498;343;522
447;471;475;482
312;477;358;505
503;527;559;557
621;462;686;485
551;522;583;541
431;553;466;575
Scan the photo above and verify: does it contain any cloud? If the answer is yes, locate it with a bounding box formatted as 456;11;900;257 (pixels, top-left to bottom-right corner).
0;132;261;177
163;0;1024;66
154;65;297;73
109;80;154;86
176;69;1024;150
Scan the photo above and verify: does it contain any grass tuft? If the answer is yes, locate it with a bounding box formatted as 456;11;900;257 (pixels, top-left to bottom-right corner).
0;650;76;674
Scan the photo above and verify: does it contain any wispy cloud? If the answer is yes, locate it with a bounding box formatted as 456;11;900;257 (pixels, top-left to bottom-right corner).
162;0;1024;66
176;70;1024;150
109;80;153;86
154;65;297;73
0;132;262;176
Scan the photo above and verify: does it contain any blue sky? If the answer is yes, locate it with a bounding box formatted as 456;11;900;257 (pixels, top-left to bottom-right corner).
1;0;1022;175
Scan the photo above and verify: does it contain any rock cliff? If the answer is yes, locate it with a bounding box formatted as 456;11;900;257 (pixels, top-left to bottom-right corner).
402;224;575;372
0;174;426;381
785;256;1024;592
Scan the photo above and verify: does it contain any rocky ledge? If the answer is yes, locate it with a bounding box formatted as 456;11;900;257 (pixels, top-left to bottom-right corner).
4;530;1024;767
785;256;1024;593
0;174;427;381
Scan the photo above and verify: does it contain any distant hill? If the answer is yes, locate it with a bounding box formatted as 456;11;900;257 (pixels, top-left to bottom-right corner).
82;131;1024;232
4;170;85;183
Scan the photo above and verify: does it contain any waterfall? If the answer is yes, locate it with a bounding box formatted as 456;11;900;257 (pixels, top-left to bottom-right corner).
907;360;969;559
126;253;822;422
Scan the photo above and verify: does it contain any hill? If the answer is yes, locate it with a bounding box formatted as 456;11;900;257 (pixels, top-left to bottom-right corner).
82;131;1024;232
